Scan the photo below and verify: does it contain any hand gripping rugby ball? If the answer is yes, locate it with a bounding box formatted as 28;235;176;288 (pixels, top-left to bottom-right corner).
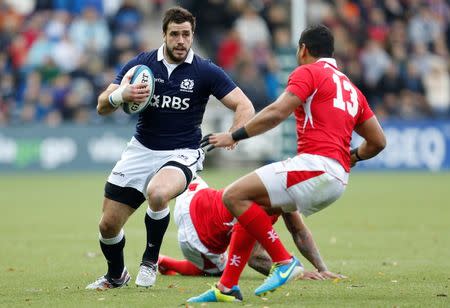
122;65;155;114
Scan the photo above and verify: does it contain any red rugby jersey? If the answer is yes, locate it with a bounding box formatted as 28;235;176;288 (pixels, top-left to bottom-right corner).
189;188;235;254
286;58;374;172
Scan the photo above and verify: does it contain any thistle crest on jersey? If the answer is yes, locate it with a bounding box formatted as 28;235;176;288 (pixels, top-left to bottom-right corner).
180;79;194;92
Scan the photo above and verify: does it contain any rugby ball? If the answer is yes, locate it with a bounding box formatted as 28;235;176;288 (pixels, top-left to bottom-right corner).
122;65;155;114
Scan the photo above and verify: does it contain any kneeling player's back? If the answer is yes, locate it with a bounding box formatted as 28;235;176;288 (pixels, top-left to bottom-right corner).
189;189;236;253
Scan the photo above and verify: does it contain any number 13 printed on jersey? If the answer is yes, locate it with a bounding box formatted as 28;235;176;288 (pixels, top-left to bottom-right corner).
324;63;359;117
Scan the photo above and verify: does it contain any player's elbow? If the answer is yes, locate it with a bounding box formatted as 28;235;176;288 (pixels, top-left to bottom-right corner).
235;100;255;123
377;136;387;152
246;103;256;117
97;106;108;116
372;134;387;155
96;104;105;115
97;100;111;116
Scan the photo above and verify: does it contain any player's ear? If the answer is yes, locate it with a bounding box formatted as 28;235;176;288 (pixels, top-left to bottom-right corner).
300;43;307;57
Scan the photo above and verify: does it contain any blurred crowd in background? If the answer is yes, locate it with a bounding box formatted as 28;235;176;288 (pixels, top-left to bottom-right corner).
0;0;449;127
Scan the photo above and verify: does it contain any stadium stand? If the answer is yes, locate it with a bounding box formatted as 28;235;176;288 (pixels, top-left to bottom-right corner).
0;0;449;127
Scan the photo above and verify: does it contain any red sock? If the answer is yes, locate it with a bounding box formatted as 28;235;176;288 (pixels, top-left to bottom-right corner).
237;203;291;263
219;223;256;288
158;255;203;276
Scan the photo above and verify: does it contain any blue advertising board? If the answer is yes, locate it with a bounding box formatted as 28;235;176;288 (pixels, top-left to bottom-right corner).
280;118;450;171
353;120;450;171
0;120;449;172
0;124;134;172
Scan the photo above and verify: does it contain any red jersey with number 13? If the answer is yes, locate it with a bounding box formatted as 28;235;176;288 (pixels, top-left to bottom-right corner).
286;58;374;172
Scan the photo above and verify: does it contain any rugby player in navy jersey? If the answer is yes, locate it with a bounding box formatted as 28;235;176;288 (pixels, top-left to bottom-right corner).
86;6;254;290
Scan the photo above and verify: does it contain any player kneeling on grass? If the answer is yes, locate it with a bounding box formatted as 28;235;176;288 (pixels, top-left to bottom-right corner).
159;176;344;283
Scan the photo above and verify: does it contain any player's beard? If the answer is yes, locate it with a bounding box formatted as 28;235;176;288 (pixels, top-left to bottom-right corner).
165;45;188;64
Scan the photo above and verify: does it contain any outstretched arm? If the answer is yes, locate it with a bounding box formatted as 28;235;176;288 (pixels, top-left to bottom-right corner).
209;91;302;148
282;212;346;279
282;212;328;273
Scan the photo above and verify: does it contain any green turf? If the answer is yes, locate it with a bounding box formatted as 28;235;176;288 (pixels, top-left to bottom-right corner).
1;170;449;307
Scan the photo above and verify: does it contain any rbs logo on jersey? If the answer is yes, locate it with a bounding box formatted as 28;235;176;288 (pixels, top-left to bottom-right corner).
149;95;190;110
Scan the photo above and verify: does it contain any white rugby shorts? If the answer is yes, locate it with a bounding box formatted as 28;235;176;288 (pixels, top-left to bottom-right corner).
255;154;349;216
173;178;227;274
107;137;205;197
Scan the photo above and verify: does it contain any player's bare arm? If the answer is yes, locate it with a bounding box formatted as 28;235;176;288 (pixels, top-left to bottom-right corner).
208;91;301;148
220;87;255;132
97;84;120;115
97;70;151;116
351;116;386;166
282;212;345;279
282;212;327;272
247;243;274;276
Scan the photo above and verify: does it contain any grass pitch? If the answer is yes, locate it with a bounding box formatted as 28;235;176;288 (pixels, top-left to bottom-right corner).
1;170;449;307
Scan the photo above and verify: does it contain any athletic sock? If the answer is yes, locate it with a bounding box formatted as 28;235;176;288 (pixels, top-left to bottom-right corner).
142;207;170;265
158;256;203;275
99;229;126;279
237;203;291;263
219;223;256;289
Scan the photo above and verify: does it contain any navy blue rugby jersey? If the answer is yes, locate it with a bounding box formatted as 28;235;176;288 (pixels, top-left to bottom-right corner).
113;45;237;150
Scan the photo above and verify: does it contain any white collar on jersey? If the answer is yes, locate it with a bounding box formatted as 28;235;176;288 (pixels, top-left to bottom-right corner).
157;44;194;64
316;58;337;68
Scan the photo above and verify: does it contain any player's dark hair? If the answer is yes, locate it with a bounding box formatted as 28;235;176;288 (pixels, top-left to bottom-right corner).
298;24;334;58
162;6;196;33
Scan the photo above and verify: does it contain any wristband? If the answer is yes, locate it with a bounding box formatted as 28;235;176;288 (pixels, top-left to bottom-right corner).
108;86;125;108
231;127;249;141
350;147;364;161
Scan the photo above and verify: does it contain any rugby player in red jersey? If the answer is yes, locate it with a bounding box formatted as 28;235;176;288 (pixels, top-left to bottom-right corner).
159;177;344;282
190;24;386;302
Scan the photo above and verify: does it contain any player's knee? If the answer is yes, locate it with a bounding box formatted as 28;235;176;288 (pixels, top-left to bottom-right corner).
147;189;170;210
99;218;121;238
222;187;238;210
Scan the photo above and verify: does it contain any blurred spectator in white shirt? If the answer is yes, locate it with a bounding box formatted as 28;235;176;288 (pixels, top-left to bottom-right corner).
51;33;81;72
68;6;111;54
234;4;270;50
360;39;391;88
4;0;35;15
408;5;442;45
45;10;71;42
423;56;450;117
